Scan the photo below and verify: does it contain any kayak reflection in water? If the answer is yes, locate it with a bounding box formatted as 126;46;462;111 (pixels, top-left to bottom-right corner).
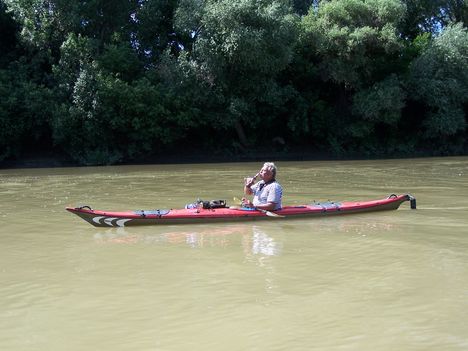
251;226;282;256
243;162;283;211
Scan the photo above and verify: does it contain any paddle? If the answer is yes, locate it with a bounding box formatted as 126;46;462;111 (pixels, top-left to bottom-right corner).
232;197;284;218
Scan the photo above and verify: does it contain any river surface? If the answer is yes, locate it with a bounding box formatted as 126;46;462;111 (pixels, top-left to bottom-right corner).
1;157;467;351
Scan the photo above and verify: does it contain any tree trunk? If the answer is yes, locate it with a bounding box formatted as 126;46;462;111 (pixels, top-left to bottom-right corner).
234;120;249;149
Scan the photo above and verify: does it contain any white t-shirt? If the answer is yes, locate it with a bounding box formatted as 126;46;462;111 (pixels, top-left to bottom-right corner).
251;180;283;210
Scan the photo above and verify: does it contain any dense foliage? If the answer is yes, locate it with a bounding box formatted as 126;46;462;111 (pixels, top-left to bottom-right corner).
1;0;467;165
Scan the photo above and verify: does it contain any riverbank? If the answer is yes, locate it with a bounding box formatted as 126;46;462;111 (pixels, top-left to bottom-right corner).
0;150;332;169
1;148;466;169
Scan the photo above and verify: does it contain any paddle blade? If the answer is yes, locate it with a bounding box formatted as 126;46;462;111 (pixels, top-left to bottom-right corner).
262;210;285;218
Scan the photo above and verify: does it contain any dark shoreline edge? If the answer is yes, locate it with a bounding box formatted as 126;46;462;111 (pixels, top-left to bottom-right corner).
1;149;467;169
0;151;334;169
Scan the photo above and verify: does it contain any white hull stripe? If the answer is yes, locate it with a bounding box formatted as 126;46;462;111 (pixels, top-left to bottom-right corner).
116;219;131;227
93;216;106;225
104;217;118;226
91;216;132;227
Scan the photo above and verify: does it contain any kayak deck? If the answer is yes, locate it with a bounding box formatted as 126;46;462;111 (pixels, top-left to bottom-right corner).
66;194;416;227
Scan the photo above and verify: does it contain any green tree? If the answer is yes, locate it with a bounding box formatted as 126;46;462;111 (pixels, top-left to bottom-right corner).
300;0;408;154
4;0;137;52
2;0;468;165
1;2;57;161
0;1;19;67
0;66;55;161
409;23;468;152
133;0;182;61
50;33;203;164
401;0;468;40
180;0;299;149
291;0;315;15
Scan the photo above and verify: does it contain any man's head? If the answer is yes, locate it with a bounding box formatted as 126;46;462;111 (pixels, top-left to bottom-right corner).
260;162;277;181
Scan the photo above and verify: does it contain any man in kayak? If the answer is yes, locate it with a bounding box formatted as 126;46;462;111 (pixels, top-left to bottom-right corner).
243;162;283;211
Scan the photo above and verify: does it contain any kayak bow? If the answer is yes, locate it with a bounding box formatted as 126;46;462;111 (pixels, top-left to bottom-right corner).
66;193;416;227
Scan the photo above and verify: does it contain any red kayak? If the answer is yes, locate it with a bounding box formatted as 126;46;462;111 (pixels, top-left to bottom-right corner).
66;194;416;227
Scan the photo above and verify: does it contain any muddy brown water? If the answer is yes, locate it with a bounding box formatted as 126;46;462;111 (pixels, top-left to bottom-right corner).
1;157;467;350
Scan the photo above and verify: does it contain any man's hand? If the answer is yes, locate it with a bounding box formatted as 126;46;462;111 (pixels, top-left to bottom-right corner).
241;198;254;208
244;177;255;187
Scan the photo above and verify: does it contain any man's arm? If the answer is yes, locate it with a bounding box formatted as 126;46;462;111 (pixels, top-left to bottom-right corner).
254;202;276;211
244;177;255;195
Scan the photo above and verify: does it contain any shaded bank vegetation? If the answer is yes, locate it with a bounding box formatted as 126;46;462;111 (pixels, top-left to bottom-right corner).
1;0;467;165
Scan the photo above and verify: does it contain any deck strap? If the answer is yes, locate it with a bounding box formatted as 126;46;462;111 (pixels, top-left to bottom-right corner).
134;209;170;216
